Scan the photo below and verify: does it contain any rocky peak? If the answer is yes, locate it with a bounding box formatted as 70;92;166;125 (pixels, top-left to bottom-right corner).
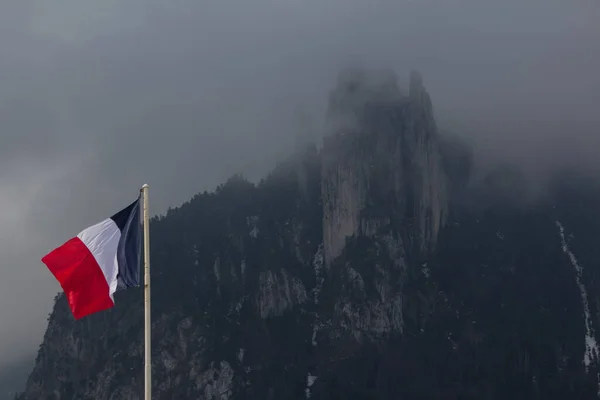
321;68;447;266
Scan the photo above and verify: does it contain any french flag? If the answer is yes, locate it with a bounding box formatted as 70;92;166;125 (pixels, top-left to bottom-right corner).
42;196;142;320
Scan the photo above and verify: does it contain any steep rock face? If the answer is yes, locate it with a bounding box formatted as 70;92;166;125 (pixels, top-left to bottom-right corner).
321;69;447;266
17;69;600;400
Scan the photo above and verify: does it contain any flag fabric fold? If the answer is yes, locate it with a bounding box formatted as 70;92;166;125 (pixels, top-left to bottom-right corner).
42;196;142;320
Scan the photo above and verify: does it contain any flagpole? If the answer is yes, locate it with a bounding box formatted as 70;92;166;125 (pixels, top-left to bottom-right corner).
141;184;151;400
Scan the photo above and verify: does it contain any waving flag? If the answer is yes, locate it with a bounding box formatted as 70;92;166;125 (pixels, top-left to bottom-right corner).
42;196;142;319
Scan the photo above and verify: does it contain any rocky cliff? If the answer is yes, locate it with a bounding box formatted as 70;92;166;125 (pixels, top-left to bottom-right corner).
321;68;447;266
17;69;600;399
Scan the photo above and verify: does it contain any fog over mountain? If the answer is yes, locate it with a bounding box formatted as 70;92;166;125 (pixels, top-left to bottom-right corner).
1;0;599;396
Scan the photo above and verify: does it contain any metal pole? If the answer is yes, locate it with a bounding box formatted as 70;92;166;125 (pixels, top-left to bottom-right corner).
141;184;151;400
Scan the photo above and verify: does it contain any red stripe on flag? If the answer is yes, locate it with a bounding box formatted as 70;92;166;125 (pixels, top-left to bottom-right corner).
42;237;114;320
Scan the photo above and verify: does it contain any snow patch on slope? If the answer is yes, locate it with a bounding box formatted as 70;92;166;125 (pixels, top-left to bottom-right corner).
556;221;599;374
305;372;317;399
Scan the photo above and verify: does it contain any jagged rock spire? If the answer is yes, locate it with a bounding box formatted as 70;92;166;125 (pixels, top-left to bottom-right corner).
321;68;447;265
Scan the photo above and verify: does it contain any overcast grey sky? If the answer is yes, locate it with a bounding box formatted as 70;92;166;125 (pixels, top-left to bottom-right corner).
0;0;599;379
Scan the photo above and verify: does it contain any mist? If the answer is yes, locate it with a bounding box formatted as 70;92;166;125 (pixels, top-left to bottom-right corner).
1;0;599;392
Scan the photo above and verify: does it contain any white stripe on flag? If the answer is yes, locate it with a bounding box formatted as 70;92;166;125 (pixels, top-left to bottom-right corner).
77;218;122;300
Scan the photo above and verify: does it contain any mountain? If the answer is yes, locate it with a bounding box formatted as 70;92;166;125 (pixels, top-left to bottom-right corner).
17;69;600;399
